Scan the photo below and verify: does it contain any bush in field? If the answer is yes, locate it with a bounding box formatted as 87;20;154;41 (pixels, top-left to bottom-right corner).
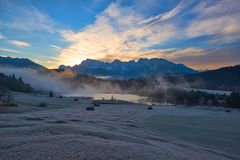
86;106;94;111
0;94;18;106
93;102;100;106
148;106;153;110
39;102;47;107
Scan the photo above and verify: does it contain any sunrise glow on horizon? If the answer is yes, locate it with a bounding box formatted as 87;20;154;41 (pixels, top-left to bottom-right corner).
0;0;240;70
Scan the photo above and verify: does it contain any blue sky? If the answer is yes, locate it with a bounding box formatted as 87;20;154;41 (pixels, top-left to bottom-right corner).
0;0;240;69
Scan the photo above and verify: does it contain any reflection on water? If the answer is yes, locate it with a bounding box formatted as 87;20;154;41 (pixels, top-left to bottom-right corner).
92;93;148;103
65;93;148;103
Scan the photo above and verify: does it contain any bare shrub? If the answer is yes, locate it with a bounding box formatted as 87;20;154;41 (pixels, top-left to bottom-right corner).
39;102;47;107
86;106;94;111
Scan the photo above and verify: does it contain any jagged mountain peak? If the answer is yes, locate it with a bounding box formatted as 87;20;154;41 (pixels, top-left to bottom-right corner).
58;58;197;79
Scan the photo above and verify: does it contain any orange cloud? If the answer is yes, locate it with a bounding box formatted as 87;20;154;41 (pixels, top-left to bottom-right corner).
57;3;180;66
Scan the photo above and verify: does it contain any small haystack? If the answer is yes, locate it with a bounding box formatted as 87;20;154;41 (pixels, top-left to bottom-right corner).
74;98;79;101
86;106;94;111
148;106;153;110
93;102;100;106
0;94;17;106
39;102;47;107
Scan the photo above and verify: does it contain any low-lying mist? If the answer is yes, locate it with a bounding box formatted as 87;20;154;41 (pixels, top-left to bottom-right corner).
0;67;73;93
0;67;123;95
0;67;193;98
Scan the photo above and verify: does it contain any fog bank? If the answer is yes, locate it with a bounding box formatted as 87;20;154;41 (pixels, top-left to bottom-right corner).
0;67;73;93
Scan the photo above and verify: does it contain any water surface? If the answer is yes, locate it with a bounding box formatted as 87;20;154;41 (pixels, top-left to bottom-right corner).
65;93;148;103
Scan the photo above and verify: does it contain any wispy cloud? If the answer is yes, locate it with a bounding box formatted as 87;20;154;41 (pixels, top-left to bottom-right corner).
140;0;192;25
0;0;57;33
58;2;188;66
187;0;240;42
50;45;62;51
9;40;31;47
0;47;22;54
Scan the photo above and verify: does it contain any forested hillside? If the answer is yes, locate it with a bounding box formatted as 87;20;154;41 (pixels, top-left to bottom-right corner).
0;73;33;93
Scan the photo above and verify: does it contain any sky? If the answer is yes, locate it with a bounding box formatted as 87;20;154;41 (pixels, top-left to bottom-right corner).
0;0;240;70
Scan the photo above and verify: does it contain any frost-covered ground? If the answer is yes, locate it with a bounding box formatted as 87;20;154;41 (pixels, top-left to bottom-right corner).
0;92;239;160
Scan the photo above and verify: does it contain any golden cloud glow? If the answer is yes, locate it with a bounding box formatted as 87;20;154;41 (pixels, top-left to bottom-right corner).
49;0;240;70
57;3;179;66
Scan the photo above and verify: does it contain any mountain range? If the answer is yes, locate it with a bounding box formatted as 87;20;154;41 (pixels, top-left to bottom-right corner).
0;56;45;69
59;58;198;79
0;56;239;91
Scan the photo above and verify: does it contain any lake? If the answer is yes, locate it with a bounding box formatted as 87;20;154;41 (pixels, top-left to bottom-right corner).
92;93;149;103
65;93;148;104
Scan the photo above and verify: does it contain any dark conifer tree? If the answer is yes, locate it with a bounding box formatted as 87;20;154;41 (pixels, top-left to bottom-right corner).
49;91;53;97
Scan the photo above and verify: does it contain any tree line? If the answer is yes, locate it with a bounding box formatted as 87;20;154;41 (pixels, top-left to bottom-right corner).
148;88;240;108
0;73;33;93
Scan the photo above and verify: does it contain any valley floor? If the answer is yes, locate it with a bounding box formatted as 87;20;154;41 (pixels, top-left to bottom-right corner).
0;92;240;160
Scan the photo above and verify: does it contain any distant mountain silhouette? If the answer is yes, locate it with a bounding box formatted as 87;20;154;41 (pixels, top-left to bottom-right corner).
0;56;45;69
59;58;197;79
183;65;240;91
